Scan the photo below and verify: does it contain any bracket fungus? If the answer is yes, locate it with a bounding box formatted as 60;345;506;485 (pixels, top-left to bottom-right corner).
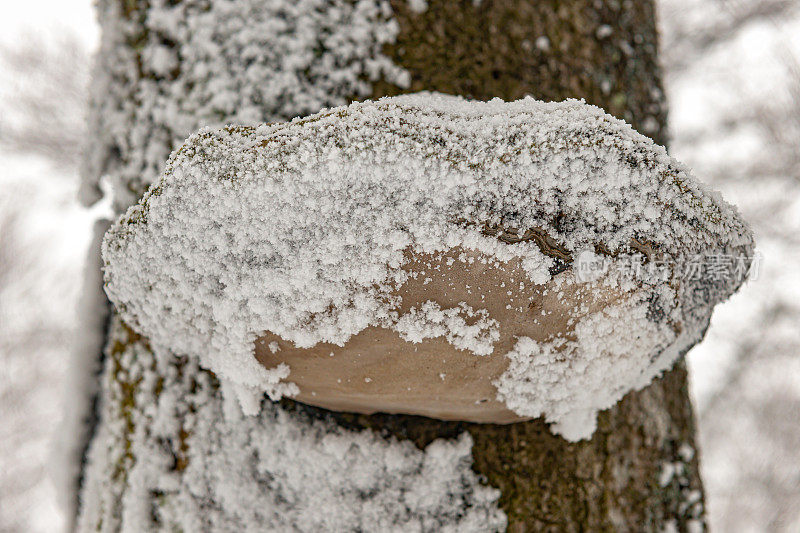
102;93;754;441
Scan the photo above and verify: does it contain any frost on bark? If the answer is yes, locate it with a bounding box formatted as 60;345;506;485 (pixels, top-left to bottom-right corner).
76;0;730;531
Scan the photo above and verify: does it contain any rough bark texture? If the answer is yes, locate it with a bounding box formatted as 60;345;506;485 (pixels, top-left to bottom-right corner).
78;0;706;531
377;0;667;146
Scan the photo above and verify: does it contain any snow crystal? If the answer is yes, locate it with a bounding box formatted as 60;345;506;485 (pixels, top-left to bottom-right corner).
655;440;705;524
407;0;428;14
103;93;753;438
494;280;676;441
678;442;695;462
659;462;678;488
535;36;551;51
392;302;500;356
596;25;614;39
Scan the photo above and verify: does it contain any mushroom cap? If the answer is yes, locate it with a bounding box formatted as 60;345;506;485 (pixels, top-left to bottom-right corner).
103;93;753;439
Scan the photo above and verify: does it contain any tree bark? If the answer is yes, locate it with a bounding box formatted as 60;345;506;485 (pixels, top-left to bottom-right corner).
76;1;706;531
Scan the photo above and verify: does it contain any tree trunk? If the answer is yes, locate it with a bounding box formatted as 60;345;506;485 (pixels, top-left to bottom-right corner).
75;1;706;531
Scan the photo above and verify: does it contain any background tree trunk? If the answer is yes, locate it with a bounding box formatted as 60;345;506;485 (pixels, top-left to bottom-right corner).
76;0;706;530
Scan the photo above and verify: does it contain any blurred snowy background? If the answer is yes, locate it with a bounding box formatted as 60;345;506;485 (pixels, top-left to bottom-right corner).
0;1;797;531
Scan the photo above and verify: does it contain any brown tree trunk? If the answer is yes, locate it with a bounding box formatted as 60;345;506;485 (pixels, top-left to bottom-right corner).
76;1;706;531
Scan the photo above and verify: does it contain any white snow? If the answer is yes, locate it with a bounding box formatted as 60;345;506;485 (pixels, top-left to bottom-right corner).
82;0;408;209
495;286;676;441
535;36;550;51
103;92;752;438
77;320;506;532
659;462;677;487
407;0;428;14
596;25;613;39
392;302;500;356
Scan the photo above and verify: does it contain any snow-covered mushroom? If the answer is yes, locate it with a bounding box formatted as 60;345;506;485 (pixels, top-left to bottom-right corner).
102;93;753;440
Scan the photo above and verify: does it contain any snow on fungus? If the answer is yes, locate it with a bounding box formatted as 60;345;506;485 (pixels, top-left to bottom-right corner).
102;93;754;440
